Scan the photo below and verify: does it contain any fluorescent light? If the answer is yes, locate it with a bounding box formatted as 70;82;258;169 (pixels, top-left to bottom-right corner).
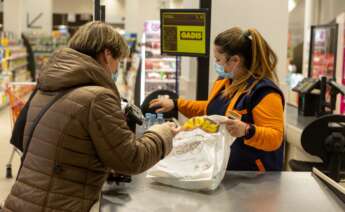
288;0;297;13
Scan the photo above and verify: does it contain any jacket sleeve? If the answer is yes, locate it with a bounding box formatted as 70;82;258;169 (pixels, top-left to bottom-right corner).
244;92;284;151
177;98;207;118
88;90;174;175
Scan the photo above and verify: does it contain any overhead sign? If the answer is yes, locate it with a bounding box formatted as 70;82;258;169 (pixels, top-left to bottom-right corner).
160;9;210;57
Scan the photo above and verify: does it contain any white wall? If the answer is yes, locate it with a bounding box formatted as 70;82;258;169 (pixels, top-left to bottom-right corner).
210;0;289;88
319;0;345;24
4;0;53;35
3;0;25;35
125;0;161;35
53;0;93;14
24;0;53;33
101;0;125;23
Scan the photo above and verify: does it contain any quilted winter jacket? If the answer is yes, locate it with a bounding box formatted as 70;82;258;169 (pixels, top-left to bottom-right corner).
2;48;174;212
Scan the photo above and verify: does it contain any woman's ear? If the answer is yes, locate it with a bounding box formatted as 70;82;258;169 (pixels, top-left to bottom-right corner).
230;55;241;64
103;49;113;64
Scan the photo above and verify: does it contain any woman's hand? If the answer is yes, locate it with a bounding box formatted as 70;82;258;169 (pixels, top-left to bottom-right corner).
223;119;248;138
162;122;181;136
149;98;175;113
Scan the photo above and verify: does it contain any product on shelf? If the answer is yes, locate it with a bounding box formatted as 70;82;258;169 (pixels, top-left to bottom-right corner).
24;31;69;78
0;32;33;108
139;21;179;104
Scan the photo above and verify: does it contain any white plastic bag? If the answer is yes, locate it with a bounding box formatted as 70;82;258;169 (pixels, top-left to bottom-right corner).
147;115;234;191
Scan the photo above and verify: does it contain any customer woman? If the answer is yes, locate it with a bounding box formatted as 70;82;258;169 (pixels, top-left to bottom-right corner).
2;21;178;212
150;27;284;171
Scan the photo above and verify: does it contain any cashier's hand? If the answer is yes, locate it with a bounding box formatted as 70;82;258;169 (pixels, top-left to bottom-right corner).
162;122;181;136
149;98;175;113
223;119;248;138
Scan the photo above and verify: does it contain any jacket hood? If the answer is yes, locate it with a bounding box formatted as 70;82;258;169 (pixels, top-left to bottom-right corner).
38;48;116;92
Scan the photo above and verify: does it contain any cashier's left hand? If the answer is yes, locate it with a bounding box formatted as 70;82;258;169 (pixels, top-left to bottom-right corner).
223;119;248;138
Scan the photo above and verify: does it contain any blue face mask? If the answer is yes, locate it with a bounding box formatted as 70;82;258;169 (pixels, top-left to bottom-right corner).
214;63;233;79
112;72;119;82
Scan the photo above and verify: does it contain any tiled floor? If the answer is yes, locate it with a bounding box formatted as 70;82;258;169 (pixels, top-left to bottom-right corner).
0;106;20;206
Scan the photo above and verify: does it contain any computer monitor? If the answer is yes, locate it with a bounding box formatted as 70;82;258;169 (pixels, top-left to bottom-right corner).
160;9;210;57
308;24;338;114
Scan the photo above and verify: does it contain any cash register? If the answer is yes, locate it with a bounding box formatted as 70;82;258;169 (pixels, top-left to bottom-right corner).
293;76;345;116
301;114;345;203
290;79;345;183
292;77;320;116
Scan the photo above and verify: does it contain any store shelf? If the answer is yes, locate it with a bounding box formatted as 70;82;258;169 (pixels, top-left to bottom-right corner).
0;73;12;77
8;63;28;72
0;104;8;110
145;38;161;42
146;58;176;62
146;79;176;83
8;46;24;51
34;52;52;57
3;54;28;61
146;69;176;73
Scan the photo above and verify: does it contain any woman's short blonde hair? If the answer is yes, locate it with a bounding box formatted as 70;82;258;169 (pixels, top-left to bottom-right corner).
68;21;128;59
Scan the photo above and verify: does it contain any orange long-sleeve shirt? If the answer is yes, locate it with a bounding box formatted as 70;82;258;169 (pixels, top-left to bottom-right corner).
177;78;284;152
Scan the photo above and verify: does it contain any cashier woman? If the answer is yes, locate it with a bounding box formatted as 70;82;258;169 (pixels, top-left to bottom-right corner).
150;27;285;171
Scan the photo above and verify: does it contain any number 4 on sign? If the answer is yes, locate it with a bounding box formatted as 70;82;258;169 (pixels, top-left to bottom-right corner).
27;13;43;29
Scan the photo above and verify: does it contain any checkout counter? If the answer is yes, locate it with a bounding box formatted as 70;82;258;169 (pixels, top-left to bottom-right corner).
97;113;345;211
96;80;345;211
99;171;345;212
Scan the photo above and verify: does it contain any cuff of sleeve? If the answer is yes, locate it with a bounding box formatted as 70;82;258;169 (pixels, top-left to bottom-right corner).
244;124;256;140
145;124;174;158
173;98;179;110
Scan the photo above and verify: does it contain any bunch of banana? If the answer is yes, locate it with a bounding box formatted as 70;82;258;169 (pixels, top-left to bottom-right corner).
182;117;219;133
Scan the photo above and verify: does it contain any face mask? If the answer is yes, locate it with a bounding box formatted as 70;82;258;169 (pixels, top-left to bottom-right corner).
112;71;119;82
214;63;233;79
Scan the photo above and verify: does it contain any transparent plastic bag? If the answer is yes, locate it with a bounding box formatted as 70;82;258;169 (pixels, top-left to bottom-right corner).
147;115;234;191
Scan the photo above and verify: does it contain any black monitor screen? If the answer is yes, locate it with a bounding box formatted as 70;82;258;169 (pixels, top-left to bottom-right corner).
160;9;210;57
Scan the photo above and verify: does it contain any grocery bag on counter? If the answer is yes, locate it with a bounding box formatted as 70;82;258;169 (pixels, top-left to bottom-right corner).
147;115;234;191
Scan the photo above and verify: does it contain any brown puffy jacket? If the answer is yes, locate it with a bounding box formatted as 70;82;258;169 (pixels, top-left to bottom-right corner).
2;48;173;212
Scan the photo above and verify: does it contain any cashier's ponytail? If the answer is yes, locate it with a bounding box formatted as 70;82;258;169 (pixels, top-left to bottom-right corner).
247;28;278;83
215;27;278;97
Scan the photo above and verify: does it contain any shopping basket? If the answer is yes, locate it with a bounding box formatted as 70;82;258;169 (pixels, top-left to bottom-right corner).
4;82;36;178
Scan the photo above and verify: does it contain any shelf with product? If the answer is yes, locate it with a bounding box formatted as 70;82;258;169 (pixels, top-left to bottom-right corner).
0;32;33;109
24;31;69;79
139;20;180;105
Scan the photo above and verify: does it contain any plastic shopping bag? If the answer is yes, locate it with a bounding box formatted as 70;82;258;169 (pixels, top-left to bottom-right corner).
147;115;234;191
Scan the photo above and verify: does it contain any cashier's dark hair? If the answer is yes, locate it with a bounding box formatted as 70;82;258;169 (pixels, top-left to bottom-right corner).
215;27;278;97
68;21;128;59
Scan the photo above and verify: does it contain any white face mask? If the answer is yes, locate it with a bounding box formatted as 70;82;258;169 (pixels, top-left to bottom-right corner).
214;63;234;79
112;72;119;82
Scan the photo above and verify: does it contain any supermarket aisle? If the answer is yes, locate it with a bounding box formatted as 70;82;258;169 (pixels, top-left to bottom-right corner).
0;106;20;205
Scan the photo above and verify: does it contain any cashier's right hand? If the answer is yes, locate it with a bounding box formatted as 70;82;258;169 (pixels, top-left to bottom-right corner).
149;98;175;113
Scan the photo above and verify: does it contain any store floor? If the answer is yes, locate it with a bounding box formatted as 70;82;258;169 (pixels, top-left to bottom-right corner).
0;106;19;205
